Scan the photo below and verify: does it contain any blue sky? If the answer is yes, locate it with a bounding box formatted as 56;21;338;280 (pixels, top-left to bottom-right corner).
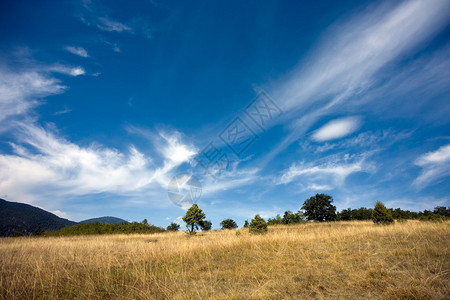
0;0;449;228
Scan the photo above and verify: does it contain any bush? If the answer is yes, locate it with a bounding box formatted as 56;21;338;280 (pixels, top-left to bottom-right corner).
372;202;394;225
199;220;212;231
166;222;180;231
220;219;238;229
249;214;268;234
49;222;165;236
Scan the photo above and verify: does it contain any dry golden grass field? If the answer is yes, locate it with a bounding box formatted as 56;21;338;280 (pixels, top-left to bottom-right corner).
1;221;449;299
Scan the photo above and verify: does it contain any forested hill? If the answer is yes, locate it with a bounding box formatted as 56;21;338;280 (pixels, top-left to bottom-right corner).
0;198;76;236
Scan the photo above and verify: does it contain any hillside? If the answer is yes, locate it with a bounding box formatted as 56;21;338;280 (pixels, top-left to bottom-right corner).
0;199;76;236
1;221;448;299
79;216;129;224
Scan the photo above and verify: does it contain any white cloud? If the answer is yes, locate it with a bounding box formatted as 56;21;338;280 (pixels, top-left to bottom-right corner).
0;68;65;123
97;17;132;32
65;46;89;58
160;132;197;164
413;144;450;188
0;123;155;202
202;168;260;196
0;121;200;207
304;184;333;191
312;116;361;142
53;106;72;115
50;210;71;220
277;153;372;189
49;65;85;76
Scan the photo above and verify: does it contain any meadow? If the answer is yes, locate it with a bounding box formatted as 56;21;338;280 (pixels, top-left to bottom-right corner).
1;220;449;299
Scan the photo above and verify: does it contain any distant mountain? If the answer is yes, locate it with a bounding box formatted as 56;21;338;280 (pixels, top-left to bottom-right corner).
79;216;129;225
0;198;76;237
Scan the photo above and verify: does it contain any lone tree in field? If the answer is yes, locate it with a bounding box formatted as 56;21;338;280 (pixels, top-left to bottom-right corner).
166;222;180;231
372;202;394;224
220;219;238;230
249;214;268;234
301;193;337;222
182;203;206;234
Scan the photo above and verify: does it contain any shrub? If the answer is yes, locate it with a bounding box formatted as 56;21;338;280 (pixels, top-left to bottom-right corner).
166;222;180;231
372;202;394;225
199;220;212;231
249;214;268;234
220;219;238;229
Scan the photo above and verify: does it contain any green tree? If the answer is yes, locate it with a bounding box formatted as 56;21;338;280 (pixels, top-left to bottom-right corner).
372;202;394;224
282;211;304;224
243;220;249;228
337;208;352;221
142;219;149;226
182;203;206;235
433;206;450;217
166;222;180;231
249;214;268;234
301;193;337;222
267;214;283;225
199;220;212;231
220;219;238;229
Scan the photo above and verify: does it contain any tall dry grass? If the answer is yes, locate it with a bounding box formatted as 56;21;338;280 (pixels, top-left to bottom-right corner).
0;221;449;299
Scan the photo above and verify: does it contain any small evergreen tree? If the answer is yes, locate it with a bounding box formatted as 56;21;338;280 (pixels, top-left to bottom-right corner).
243;220;249;228
166;222;180;231
372;202;394;225
249;214;268;234
220;219;238;229
182;203;206;235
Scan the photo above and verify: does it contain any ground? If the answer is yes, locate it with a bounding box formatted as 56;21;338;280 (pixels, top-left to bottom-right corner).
1;221;449;299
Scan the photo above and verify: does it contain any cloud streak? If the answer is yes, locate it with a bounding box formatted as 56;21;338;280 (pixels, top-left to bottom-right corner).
65;46;89;58
259;0;450;166
414;144;450;189
0;68;65;123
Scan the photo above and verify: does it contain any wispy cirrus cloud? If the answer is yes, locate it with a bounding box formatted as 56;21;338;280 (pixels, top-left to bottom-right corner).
276;153;372;189
79;0;153;38
413;144;450;189
96;16;132;33
48;65;85;76
260;0;450;166
65;46;89;58
0;68;65;123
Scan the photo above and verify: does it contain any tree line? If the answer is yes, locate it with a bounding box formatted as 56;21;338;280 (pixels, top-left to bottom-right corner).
28;193;449;237
179;194;449;235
